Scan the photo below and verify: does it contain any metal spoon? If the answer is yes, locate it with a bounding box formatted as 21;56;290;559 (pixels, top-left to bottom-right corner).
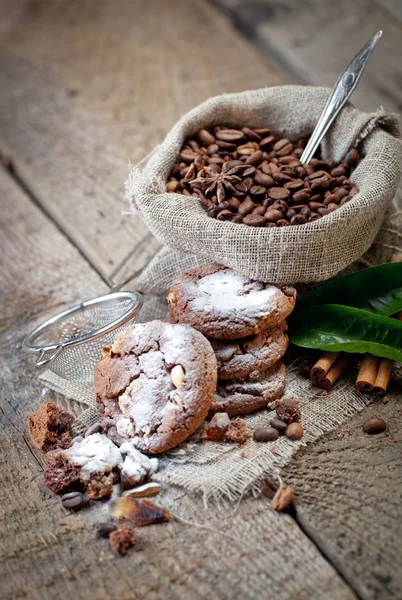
300;30;383;165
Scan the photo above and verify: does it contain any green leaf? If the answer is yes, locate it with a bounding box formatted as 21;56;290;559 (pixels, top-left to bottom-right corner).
289;304;402;361
296;263;402;316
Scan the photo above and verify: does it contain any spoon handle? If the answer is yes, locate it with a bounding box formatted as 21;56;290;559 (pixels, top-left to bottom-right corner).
300;30;383;165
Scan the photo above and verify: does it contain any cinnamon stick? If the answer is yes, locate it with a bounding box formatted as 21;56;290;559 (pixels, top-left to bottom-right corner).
314;352;354;390
372;358;394;395
355;354;380;393
355;311;401;395
310;351;340;385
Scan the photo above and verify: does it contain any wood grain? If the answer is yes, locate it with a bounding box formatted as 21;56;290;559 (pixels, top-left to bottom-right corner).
0;167;354;600
284;397;402;600
0;0;286;276
214;0;402;113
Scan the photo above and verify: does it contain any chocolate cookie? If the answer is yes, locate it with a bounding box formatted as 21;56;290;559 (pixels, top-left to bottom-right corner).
212;361;286;416
94;321;217;454
211;322;288;380
167;263;296;339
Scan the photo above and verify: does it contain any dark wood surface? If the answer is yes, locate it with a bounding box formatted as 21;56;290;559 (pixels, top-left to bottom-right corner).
1;1;401;598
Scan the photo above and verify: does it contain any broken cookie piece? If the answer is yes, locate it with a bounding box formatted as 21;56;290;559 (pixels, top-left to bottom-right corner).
27;401;74;453
44;433;122;499
205;413;248;444
109;524;137;556
119;441;159;490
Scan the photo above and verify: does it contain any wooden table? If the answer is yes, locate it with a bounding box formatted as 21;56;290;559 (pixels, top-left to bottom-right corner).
1;1;401;598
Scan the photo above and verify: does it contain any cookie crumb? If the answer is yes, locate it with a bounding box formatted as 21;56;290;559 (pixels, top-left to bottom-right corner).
224;418;248;444
275;397;301;424
27;402;74;453
109;524;137;556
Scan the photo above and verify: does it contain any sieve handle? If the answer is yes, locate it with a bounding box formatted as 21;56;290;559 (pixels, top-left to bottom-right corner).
300;30;382;165
36;345;64;366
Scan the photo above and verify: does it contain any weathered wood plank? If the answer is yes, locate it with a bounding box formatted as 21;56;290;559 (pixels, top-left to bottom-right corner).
0;0;286;276
213;0;402;113
0;168;355;599
284;397;402;600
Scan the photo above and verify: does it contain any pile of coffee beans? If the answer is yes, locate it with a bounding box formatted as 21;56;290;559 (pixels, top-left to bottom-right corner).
166;126;360;227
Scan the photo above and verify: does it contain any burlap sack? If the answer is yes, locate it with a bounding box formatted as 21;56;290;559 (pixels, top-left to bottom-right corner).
40;86;402;506
126;85;401;283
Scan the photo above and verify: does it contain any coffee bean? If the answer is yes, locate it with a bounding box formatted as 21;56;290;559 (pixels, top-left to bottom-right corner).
216;140;237;152
245;150;263;165
243;214;267;227
253;427;279;442
166;180;180;193
216;129;245;143
97;522;118;538
276;219;290;226
197;129;215;146
228;197;241;210
85;422;102;437
363;417;386;435
254;173;275;187
265;209;283;222
292;190;310;204
259;135;276;149
270;418;288;433
317;207;329;216
300;206;311;217
290;214;307;225
331;166;347;177
284;179;304;192
232;214;243;223
274;138;293;156
327;203;338;212
207;144;219;156
180;149;198;163
286;209;296;219
61;491;88;510
271;200;288;214
269;187;291;201
285;423;304;440
242;127;262;142
249;185;266;199
309;201;325;211
238;197;256;216
252;205;267;216
217;210;233;221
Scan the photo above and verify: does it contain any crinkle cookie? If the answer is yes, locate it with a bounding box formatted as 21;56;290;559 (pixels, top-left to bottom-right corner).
44;433;122;499
211;322;288;380
167;263;296;339
94;321;217;454
212;361;286;416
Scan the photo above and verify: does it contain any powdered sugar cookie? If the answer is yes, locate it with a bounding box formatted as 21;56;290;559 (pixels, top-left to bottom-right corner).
167;263;296;339
211;322;288;380
212;361;286;415
94;321;217;454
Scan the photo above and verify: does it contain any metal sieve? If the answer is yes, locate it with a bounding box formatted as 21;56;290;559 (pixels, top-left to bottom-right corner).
23;233;158;383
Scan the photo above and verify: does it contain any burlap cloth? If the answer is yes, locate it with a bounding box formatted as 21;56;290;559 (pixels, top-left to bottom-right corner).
40;86;402;505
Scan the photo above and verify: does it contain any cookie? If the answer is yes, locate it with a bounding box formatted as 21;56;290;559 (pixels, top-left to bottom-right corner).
94;321;217;454
211;322;288;380
167;263;296;339
212;361;286;416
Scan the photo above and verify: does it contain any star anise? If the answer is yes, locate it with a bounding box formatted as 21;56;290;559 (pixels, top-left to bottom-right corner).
192;164;244;203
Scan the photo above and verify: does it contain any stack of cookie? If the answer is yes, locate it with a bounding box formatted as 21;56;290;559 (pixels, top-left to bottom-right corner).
167;263;296;416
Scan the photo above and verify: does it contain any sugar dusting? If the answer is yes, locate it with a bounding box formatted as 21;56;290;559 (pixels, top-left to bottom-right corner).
66;433;123;475
190;272;277;316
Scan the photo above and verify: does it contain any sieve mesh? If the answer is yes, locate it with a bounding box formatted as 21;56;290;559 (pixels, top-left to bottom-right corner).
25;292;142;383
